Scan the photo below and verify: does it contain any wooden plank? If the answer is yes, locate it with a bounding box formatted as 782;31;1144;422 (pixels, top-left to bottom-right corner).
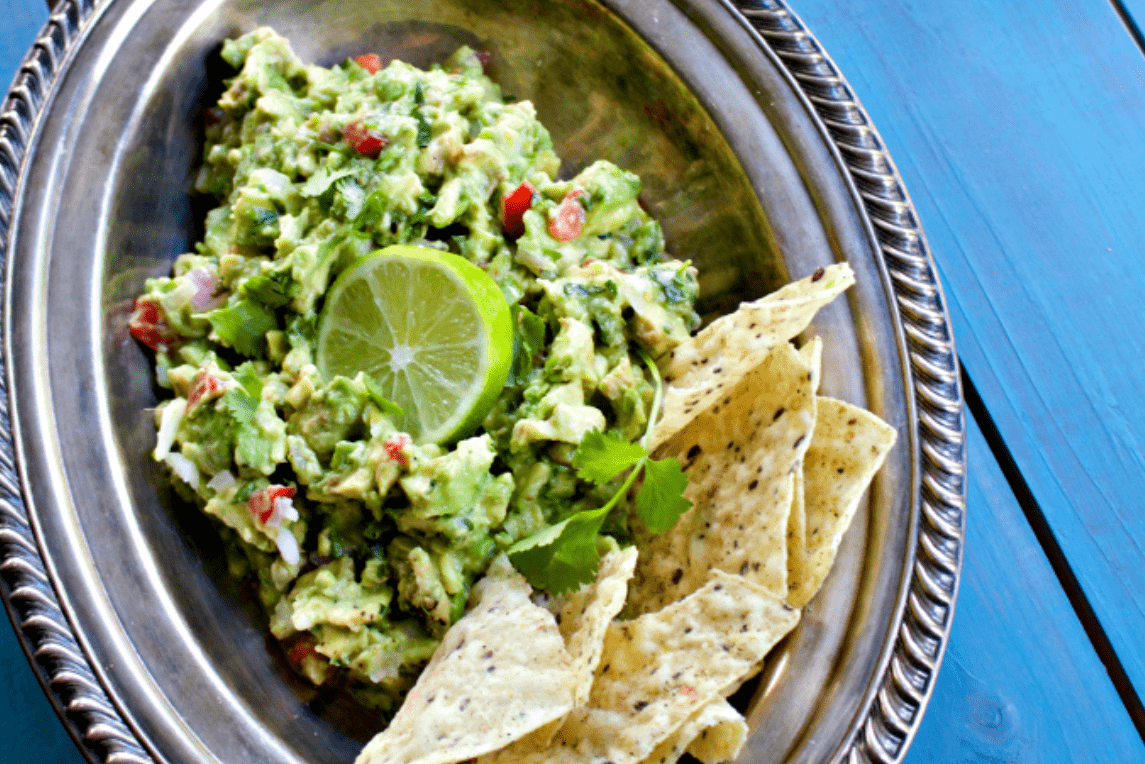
906;418;1144;762
792;0;1145;700
0;0;47;92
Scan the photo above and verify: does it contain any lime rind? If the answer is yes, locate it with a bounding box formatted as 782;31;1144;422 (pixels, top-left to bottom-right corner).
317;245;513;444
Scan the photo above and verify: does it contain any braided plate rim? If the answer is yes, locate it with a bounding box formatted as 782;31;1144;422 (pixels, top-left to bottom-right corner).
732;1;967;762
0;1;966;763
0;3;157;762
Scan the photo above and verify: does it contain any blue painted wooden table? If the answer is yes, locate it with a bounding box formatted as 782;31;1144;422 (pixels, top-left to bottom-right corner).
3;0;1145;761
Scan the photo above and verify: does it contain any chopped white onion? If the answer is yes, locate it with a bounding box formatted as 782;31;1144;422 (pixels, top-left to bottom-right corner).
188;267;227;313
274;496;300;524
206;470;236;492
368;652;405;683
276;526;300;566
163;451;200;489
263;495;299;528
153;398;187;460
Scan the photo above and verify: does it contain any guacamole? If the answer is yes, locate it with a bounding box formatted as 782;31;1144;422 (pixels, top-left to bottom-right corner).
131;28;699;715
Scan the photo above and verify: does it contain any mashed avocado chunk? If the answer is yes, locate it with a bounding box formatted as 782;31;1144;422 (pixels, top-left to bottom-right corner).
132;27;699;717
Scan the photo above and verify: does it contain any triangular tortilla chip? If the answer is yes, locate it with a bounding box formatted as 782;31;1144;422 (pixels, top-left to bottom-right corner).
650;264;853;451
558;571;798;764
356;556;578;764
639;699;747;764
682;700;750;764
629;342;817;614
557;546;639;705
498;547;639;754
486;572;797;764
787;397;897;608
786;338;821;596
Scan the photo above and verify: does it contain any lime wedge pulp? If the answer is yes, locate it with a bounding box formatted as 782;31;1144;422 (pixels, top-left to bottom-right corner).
316;245;513;444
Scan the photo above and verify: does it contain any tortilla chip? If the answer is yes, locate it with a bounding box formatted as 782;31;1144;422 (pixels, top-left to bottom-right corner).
786;468;806;591
682;700;749;764
797;336;823;389
503;547;639;753
650;264;853;451
557;546;639;705
478;572;797;764
629;342;817;613
356;556;578;764
787;397;897;608
785;337;821;599
640;699;748;764
558;571;798;764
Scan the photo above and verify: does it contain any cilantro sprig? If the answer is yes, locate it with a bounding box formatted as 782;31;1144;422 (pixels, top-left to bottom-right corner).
507;349;692;593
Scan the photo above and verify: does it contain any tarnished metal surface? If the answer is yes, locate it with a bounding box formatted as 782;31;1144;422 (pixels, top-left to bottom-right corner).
0;0;964;761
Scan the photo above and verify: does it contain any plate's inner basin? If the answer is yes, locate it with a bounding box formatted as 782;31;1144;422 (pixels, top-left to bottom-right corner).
12;0;907;762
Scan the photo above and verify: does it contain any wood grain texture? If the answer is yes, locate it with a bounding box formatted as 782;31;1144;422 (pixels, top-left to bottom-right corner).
793;0;1145;699
906;419;1144;762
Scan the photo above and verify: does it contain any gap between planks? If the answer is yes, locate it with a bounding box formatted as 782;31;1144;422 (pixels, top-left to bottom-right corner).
962;363;1145;744
1111;0;1145;57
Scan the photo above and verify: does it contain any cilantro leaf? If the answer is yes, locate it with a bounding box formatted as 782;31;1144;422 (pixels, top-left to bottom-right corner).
635;457;692;534
506;505;610;594
242;270;294;308
508;304;545;385
220;387;278;473
220;386;258;424
299;166;357;198
206;299;276;357
232;362;264;400
572;429;646;485
506;348;691;593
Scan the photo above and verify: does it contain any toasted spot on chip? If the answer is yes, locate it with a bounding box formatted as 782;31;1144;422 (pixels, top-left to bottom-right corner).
356;556;577;764
650;263;853;451
630;342;817;613
787;397;897;608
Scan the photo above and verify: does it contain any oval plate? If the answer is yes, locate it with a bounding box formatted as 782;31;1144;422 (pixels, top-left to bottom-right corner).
0;0;966;762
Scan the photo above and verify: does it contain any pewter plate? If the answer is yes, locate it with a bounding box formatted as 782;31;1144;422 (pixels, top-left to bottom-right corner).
0;0;966;762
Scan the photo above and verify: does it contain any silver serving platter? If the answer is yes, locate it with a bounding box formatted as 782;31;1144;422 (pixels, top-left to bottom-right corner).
0;0;966;762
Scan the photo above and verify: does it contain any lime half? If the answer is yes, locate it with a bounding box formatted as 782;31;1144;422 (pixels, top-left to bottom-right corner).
317;245;513;444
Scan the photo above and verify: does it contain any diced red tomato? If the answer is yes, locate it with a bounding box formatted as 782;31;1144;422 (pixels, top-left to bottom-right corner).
128;296;176;351
501;181;535;237
284;633;325;664
248;486;296;525
355;53;382;74
548;191;586;241
203;106;226;127
474;50;493;71
343;120;389;158
385;433;412;468
187;371;226;410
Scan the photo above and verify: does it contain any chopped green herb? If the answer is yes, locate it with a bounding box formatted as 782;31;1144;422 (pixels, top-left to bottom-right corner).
206;299;277;357
507;349;691;593
508;304;546;385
